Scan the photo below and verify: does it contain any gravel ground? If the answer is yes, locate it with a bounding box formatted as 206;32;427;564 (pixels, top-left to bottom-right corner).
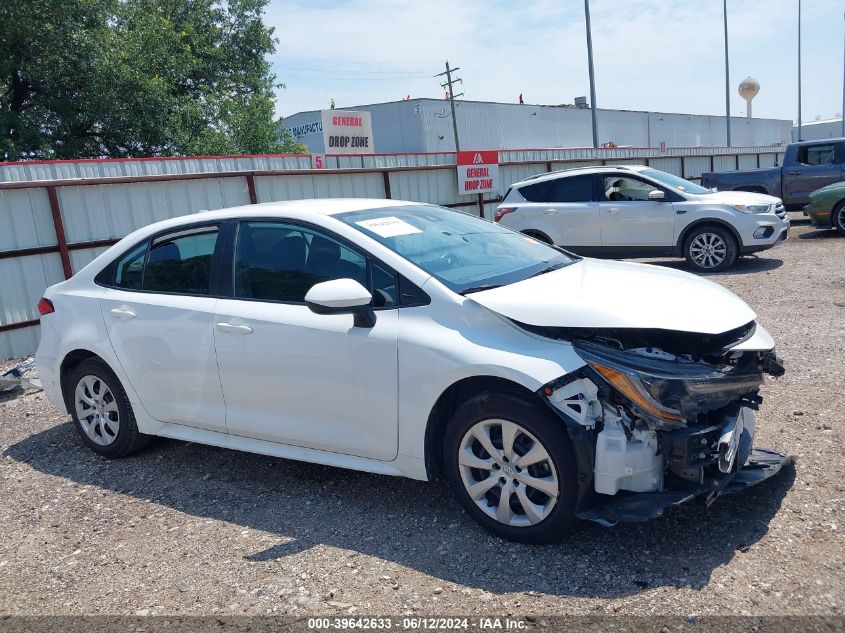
0;213;843;617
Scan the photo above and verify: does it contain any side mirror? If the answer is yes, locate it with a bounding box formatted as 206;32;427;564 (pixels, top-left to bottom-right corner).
305;278;376;328
648;190;667;201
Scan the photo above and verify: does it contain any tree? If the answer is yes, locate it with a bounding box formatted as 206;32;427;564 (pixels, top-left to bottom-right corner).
0;0;305;160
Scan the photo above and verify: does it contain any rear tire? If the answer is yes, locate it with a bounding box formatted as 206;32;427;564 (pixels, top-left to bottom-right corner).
683;225;738;272
67;358;151;457
833;202;845;236
443;391;578;543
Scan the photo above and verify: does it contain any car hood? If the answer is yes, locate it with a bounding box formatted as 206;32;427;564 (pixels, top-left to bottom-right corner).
690;190;781;205
467;258;756;335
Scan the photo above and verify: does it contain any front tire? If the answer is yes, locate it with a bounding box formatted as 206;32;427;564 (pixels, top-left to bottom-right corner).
67;358;151;457
443;391;578;543
684;225;738;272
832;202;845;236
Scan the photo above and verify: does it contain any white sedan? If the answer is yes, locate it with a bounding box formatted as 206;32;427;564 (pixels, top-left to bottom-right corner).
35;199;791;543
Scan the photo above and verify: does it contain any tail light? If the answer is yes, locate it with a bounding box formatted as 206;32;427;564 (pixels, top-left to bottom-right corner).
494;207;517;222
37;297;54;315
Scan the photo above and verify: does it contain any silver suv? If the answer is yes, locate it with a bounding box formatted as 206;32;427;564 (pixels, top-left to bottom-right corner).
495;165;789;272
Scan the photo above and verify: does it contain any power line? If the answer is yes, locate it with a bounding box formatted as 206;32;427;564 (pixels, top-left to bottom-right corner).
276;55;443;66
276;66;436;76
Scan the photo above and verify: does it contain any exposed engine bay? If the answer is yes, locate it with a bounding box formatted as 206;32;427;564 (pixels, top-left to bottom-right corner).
525;320;792;525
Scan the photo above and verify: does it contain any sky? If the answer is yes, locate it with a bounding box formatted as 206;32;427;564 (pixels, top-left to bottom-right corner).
266;0;843;123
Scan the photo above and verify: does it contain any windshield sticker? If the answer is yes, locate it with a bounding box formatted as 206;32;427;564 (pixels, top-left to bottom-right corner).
356;216;422;238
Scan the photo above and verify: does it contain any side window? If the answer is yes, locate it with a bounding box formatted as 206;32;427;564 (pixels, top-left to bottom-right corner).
234;222;367;303
545;175;594;202
371;262;397;308
603;176;661;202
398;275;429;306
798;144;836;166
519;180;551;202
143;226;219;295
519;176;593;203
113;243;146;290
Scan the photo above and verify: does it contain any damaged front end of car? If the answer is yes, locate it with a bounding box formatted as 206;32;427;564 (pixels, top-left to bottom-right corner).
528;320;793;526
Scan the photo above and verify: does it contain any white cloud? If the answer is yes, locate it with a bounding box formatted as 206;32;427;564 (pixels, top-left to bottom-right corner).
267;0;842;123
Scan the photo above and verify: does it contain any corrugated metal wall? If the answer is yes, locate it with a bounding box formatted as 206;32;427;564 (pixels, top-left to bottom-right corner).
0;155;311;183
283;99;793;154
0;146;787;360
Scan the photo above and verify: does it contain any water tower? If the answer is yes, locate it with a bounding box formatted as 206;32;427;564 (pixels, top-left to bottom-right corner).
738;77;760;118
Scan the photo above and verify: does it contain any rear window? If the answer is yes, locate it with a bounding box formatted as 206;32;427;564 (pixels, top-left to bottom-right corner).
143;227;219;295
798;144;836;166
102;224;220;295
519;175;594;203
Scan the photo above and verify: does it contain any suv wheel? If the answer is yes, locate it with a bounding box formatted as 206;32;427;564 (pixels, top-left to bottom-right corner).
833;202;845;236
443;391;578;543
684;225;737;272
67;358;151;457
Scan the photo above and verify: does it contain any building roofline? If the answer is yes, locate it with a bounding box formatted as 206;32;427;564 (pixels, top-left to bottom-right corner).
282;98;792;124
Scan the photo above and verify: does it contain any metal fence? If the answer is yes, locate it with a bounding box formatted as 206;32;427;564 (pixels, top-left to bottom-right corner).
0;145;785;360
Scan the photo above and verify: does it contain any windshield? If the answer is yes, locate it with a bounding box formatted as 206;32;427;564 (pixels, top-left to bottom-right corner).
338;205;577;294
640;168;712;195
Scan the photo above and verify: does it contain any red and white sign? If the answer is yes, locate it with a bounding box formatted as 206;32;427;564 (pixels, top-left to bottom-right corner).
321;110;374;154
456;150;499;194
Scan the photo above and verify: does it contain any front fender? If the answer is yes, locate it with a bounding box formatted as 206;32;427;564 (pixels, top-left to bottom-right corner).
396;300;586;461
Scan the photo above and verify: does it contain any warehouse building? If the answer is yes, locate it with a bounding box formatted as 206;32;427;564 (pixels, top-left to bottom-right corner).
792;117;845;141
282;99;792;154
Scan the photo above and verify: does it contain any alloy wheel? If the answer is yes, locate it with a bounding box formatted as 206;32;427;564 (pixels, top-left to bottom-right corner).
689;232;727;269
457;419;559;527
74;375;120;446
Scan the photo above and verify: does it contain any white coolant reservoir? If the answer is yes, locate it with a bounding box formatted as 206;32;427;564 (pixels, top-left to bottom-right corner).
594;420;664;495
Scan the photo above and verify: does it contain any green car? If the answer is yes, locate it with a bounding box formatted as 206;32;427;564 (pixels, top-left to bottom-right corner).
805;181;845;235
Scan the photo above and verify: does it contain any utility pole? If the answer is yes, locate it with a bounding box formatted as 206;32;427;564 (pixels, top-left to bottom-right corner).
842;11;845;137
584;0;599;148
798;0;803;140
435;61;463;151
723;0;731;147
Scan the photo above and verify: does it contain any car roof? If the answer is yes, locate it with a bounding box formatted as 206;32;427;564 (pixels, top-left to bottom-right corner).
192;197;417;221
111;198;421;245
510;164;650;187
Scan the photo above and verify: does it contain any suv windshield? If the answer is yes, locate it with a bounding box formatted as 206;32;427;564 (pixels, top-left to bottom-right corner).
338;205;577;294
640;168;712;195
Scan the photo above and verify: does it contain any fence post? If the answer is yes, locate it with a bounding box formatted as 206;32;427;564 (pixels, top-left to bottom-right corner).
47;186;73;279
246;174;258;204
477;193;485;218
382;171;392;199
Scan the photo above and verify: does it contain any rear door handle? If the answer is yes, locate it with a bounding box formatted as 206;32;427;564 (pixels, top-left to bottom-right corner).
607;207;620;214
110;307;136;320
215;322;253;335
786;171;801;175
544;208;557;215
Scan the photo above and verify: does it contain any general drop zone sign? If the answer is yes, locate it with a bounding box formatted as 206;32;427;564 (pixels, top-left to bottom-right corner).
456;151;499;194
321;110;374;154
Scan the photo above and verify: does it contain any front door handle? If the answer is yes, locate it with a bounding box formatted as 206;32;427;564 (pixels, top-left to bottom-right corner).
215;322;254;335
786;171;801;175
544;208;557;215
607;207;620;214
110;307;136;320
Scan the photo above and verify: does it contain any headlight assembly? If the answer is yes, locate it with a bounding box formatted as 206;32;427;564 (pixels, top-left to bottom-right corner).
731;204;771;214
574;341;764;429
